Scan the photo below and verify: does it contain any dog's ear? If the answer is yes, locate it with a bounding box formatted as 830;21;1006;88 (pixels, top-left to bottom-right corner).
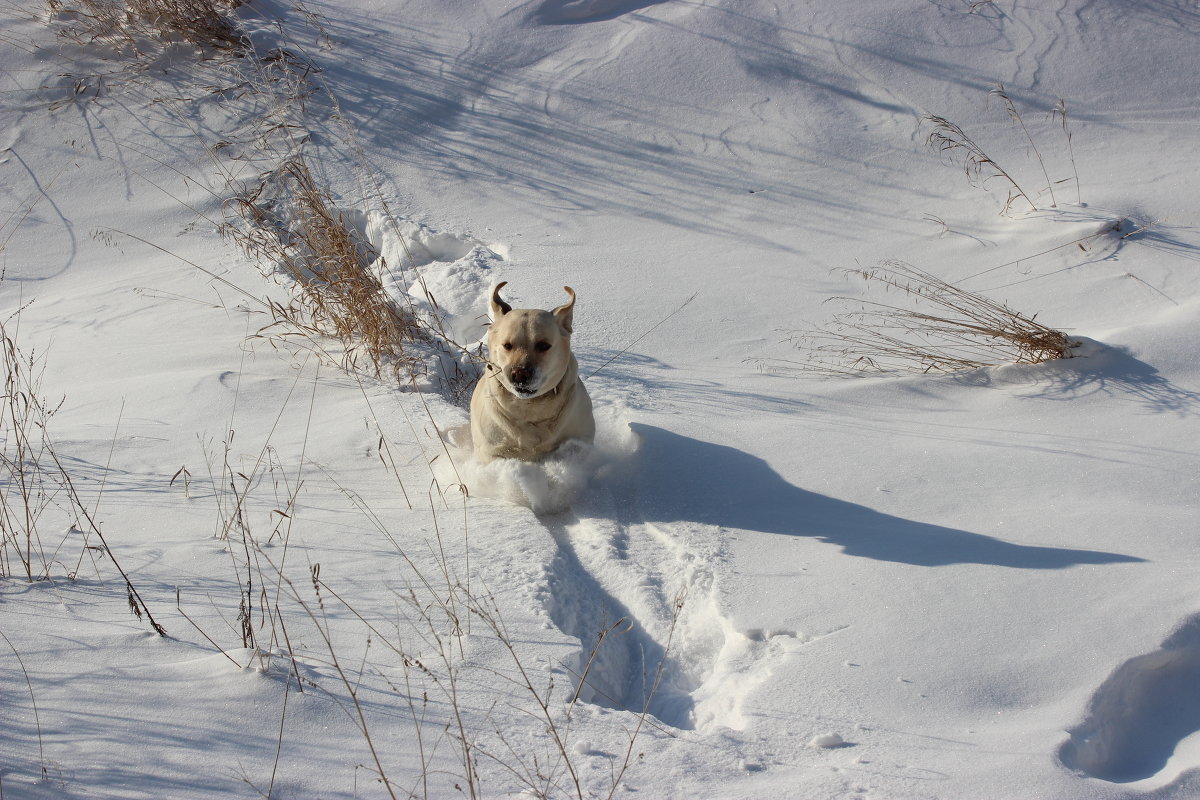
553;286;576;335
489;281;512;319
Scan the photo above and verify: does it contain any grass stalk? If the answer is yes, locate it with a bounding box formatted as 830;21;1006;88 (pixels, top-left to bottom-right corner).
990;83;1056;207
1051;97;1082;205
0;321;164;632
923;114;1037;214
0;627;47;781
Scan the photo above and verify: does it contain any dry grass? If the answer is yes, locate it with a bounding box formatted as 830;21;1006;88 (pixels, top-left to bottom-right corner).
922;114;1038;215
33;5;661;795
48;0;246;54
990;83;1057;208
0;319;61;582
222;154;483;399
1051;97;1082;205
0;318;166;632
770;261;1078;377
924;85;1083;214
46;0;483;401
227;156;429;382
182;411;672;799
0;628;48;782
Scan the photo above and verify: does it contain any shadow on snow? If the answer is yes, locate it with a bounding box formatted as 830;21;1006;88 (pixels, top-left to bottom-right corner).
629;423;1142;569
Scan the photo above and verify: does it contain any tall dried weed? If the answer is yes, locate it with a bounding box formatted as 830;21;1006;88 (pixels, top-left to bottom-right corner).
989;83;1057;208
0;319;165;632
922;114;1038;215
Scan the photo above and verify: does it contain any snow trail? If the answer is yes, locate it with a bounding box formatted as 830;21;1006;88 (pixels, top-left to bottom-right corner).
454;416;783;731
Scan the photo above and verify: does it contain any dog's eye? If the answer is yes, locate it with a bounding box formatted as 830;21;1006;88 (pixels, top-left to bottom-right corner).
502;342;513;351
535;341;551;352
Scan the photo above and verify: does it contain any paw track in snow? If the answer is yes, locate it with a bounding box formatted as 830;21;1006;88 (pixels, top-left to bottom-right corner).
449;412;788;731
530;425;781;731
541;515;694;726
362;211;492;271
1059;614;1200;785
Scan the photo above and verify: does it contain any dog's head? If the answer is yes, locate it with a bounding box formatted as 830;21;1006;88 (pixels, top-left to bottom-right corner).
484;282;576;399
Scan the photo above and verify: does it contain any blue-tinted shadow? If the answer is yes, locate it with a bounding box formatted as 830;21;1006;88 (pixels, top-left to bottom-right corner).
629;424;1143;569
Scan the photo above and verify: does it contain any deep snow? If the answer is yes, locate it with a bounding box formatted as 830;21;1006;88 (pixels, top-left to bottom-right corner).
2;1;1199;798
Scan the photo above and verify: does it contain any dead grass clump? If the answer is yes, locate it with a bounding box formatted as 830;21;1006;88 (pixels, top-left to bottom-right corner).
227;156;429;381
44;0;478;400
773;261;1078;376
48;0;246;55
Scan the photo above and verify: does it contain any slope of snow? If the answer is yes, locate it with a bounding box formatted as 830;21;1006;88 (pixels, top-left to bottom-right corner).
2;1;1198;798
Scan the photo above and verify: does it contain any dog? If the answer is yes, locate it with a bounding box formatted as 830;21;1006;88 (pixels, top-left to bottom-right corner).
470;282;595;463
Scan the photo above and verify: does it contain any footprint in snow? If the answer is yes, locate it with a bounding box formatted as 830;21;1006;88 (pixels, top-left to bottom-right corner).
1060;613;1200;787
532;423;791;732
444;416;795;732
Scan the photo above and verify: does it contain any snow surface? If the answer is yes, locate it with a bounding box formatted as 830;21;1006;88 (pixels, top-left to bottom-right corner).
2;0;1199;798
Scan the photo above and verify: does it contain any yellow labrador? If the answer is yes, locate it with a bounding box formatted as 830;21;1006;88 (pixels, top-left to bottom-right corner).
470;282;595;462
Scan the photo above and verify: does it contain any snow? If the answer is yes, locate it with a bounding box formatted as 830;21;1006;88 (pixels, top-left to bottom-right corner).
2;0;1199;798
808;733;846;750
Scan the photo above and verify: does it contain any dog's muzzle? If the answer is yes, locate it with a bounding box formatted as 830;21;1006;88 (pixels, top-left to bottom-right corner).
510;364;534;385
507;365;540;396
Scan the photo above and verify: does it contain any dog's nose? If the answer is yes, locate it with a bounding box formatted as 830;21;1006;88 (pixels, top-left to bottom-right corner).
510;365;533;385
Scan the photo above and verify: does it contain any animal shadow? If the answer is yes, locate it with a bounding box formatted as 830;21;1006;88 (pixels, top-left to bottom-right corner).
628;424;1141;569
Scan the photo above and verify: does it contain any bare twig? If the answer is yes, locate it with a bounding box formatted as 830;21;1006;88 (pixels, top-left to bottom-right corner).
584;293;697;380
